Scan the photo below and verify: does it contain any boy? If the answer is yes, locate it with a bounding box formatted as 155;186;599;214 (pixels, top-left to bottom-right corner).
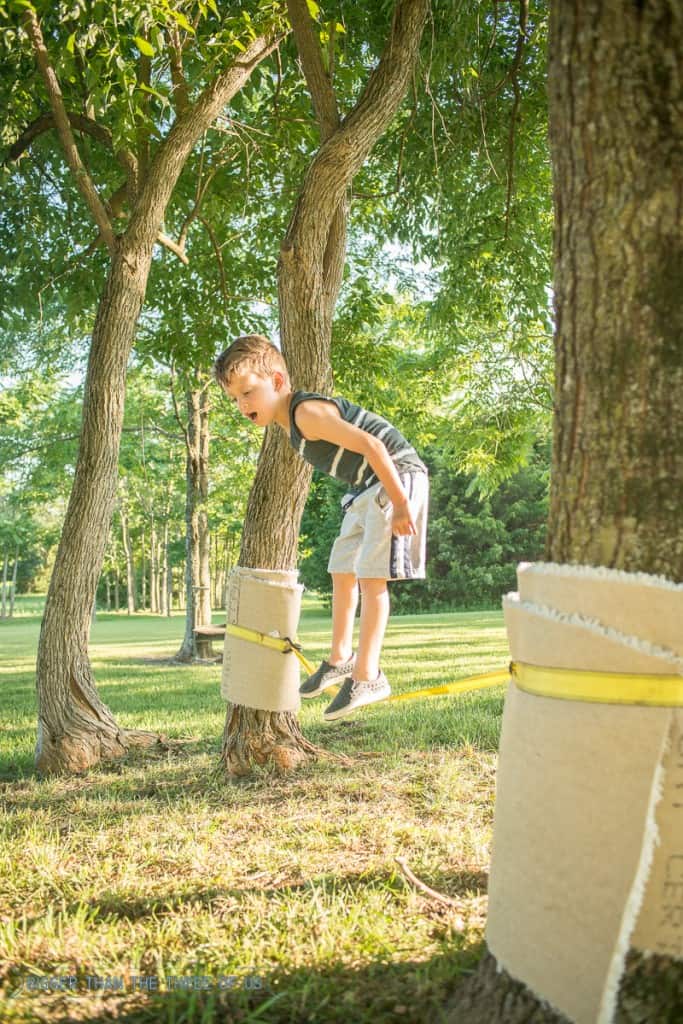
214;334;429;721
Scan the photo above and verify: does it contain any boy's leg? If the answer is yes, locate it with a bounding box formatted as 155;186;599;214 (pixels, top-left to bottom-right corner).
329;572;358;665
353;577;390;682
322;576;391;721
299;572;357;698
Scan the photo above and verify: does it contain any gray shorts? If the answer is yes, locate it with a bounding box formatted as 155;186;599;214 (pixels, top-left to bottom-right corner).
327;471;429;581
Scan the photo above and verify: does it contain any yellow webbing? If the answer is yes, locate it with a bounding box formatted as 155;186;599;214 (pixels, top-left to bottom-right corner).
225;624;683;707
226;623;317;676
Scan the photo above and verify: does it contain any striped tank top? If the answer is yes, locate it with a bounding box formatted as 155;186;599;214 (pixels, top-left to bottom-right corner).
288;390;426;494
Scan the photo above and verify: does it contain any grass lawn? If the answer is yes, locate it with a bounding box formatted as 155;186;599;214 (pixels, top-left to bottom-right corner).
0;596;509;1023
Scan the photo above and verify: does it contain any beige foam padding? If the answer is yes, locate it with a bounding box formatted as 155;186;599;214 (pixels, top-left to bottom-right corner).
516;562;683;658
630;709;683;958
220;567;303;713
486;563;683;1024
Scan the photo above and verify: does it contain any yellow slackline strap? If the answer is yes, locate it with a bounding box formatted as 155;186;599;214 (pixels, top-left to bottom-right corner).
225;623;317;676
224;625;683;708
386;668;510;702
511;660;683;707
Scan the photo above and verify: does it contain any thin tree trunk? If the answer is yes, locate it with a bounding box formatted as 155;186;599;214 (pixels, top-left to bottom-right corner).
160;521;170;617
140;525;147;611
454;3;683;1021
9;543;18;618
120;504;136;615
176;384;211;660
198;385;212;627
149;515;158;614
114;566;120;612
221;0;429;775
105;576;111;612
1;548;8;619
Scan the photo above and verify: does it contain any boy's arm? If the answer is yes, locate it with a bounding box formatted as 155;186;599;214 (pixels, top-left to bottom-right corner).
293;400;416;537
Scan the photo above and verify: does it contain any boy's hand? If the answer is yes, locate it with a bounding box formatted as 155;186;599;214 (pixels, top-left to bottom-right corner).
391;499;417;537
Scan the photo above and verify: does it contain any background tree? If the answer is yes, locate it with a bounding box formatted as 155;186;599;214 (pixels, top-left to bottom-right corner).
220;0;431;773
2;0;286;774
455;2;683;1021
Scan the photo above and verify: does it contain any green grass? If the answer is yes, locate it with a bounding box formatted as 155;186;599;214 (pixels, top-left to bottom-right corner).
0;595;509;1023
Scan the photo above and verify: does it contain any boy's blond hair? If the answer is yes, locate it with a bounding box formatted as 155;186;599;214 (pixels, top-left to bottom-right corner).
213;334;290;388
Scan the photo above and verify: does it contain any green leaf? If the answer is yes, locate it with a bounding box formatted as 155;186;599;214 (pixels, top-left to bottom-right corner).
138;82;167;103
66;32;76;53
134;35;155;56
207;0;218;13
335;22;346;33
168;9;194;34
306;0;320;20
232;38;246;51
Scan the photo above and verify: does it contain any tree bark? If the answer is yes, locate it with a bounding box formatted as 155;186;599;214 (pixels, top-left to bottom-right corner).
32;24;283;774
455;2;683;1020
120;502;137;615
221;0;429;775
1;548;7;619
149;514;158;614
9;543;18;618
176;383;212;660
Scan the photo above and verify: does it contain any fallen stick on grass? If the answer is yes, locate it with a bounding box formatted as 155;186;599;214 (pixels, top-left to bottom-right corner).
395;856;464;925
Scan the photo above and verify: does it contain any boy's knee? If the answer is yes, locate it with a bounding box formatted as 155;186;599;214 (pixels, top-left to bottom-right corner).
358;577;388;596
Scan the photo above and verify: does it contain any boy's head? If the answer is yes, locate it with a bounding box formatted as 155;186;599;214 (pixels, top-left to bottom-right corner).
214;335;291;428
213;334;290;391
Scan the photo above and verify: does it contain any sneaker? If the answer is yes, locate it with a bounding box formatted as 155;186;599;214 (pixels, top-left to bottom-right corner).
299;656;355;698
323;671;391;721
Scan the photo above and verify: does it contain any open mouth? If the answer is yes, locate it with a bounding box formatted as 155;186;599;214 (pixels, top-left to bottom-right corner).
249;412;258;421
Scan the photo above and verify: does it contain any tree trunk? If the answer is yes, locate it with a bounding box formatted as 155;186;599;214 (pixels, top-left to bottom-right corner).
455;2;683;1020
120;504;136;615
149;515;158;614
176;383;211;659
105;576;111;612
1;548;8;619
140;525;147;611
34;245;161;775
198;386;212;626
31;28;282;775
160;521;170;617
220;0;429;775
9;543;18;618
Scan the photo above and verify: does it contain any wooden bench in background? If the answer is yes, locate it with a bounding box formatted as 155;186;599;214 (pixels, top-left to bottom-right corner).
193;623;226;659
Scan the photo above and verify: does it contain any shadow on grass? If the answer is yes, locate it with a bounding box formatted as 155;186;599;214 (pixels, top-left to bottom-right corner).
3;941;486;1024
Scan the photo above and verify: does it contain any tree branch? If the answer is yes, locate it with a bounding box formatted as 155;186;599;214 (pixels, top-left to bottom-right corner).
135;44;152;183
167;22;191;115
128;29;287;250
286;0;340;140
504;0;529;240
23;10;117;254
283;0;429;265
5;112;139;199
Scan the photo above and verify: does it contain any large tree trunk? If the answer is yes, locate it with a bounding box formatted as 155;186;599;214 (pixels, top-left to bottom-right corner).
35;245;158;775
31;29;282;774
221;0;430;775
454;2;683;1021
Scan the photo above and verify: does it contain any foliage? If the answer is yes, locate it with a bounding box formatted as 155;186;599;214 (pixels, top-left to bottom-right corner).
300;441;549;611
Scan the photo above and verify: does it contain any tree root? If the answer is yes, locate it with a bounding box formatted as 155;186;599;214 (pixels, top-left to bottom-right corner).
219;702;351;777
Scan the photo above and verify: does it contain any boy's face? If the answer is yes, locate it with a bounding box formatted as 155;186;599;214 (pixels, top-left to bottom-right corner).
225;368;284;427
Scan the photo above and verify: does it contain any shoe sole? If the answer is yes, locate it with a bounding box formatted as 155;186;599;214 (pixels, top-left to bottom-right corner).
299;678;341;699
323;685;391;721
